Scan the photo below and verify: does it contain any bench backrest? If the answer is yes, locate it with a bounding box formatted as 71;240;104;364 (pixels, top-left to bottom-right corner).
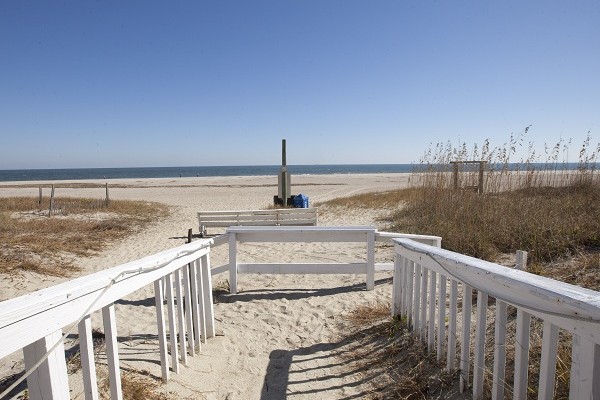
198;208;318;228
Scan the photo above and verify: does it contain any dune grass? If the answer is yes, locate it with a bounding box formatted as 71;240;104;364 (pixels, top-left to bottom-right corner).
0;196;169;276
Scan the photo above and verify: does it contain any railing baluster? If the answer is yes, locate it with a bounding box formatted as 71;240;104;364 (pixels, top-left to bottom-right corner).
514;309;531;400
153;279;170;381
391;254;402;317
428;270;436;352
492;300;507;400
437;274;447;362
189;259;202;352
447;279;458;372
538;322;558;400
420;267;428;341
413;263;422;333
229;232;238;294
196;257;207;343
460;284;472;393
78;315;99;400
23;329;70;400
406;260;414;327
102;304;122;400
165;273;179;373
201;253;216;338
569;335;600;399
401;257;409;318
182;264;195;356
473;291;488;399
366;230;375;290
175;268;188;365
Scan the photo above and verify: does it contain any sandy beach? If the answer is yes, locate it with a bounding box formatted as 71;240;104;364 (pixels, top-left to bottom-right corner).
0;173;412;399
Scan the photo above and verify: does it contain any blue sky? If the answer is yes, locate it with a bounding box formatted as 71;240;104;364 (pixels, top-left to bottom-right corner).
1;1;599;169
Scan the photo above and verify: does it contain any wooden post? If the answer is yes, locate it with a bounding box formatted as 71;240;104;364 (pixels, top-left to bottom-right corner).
23;330;70;400
48;185;55;217
105;183;110;206
38;187;42;207
452;162;459;190
516;250;528;271
366;231;375;291
478;161;485;194
229;233;237;294
187;228;193;244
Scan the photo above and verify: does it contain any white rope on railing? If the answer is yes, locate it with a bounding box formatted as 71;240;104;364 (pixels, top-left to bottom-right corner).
0;244;209;399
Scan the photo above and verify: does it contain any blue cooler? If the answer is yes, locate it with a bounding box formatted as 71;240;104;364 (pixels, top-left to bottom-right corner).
293;194;309;208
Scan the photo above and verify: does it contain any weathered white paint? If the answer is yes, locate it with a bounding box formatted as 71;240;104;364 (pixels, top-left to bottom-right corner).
538;321;558;400
153;279;169;382
460;285;472;393
102;304;122;400
201;254;216;339
366;230;375;291
447;279;458;373
569;335;600;399
513;310;530;400
165;273;180;374
473;291;488;399
175;268;188;365
182;264;195;356
437;274;447;361
229;232;237;294
78;315;99;400
23;330;69;400
491;300;507;400
189;259;202;351
428;271;436;352
198;208;318;235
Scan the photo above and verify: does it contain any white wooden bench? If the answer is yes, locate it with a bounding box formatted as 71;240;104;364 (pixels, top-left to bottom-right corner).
197;208;318;237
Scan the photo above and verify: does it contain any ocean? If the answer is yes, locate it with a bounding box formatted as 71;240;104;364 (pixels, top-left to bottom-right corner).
0;164;416;182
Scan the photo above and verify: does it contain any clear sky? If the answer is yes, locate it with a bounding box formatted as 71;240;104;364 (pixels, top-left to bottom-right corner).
1;1;599;169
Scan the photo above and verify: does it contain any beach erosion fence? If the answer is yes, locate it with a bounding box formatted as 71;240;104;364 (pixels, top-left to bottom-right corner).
0;239;215;400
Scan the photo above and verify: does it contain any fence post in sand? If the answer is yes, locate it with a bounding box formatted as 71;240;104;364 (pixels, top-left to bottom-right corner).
38;186;42;207
229;233;237;294
516;250;528;271
48;185;55;217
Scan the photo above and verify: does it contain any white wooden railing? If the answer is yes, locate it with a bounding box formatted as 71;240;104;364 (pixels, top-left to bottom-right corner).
214;226;441;294
0;239;215;400
392;238;600;399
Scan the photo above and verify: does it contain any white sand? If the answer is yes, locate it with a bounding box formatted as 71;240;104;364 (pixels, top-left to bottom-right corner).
0;173;411;399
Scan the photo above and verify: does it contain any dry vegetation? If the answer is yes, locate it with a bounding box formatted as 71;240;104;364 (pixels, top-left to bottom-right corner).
325;133;600;398
0;196;169;276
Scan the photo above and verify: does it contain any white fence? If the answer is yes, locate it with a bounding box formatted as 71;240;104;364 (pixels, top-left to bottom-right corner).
0;239;215;400
391;238;600;399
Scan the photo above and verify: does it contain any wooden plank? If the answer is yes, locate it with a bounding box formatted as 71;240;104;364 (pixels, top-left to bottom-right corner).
428;271;436;352
23;329;70;400
473;291;488;399
375;263;394;271
195;258;207;344
514;310;531;400
231;229;374;243
460;285;472;393
420;267;428;341
447;279;458;372
153;280;169;381
391;255;402;316
366;231;375;291
237;263;367;275
211;263;229;276
376;231;442;246
0;239;212;359
229;232;237;294
201;254;216;339
78;315;99;400
174;269;188;365
189;260;201;351
538;322;558;400
164;273;179;374
569;335;600;399
492;300;507;400
401;258;409;318
413;263;422;332
102;304;122;400
182;264;195;356
406;261;415;327
437;274;447;361
211;234;229;248
198;208;318;216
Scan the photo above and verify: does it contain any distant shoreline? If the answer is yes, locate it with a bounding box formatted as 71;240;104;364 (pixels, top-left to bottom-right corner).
0;164;416;182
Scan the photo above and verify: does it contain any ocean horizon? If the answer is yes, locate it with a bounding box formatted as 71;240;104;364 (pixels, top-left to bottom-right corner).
0;164;417;182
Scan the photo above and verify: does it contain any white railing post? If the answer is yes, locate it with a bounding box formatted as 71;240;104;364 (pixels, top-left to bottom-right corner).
201;253;216;339
428;271;436;352
406;260;414;327
570;335;600;399
460;284;472;393
413;263;422;332
391;254;402;316
538;322;558;399
78;315;99;400
447;279;458;372
164;273;180;374
153;279;169;381
514;310;531;400
229;232;238;294
420;267;428;340
102;304;122;400
492;300;507;400
182;264;195;356
189;259;202;352
473;291;488;399
23;330;70;400
437;274;447;362
366;230;375;290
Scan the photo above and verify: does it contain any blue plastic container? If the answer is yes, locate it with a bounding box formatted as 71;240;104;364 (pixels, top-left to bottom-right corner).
293;194;309;208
